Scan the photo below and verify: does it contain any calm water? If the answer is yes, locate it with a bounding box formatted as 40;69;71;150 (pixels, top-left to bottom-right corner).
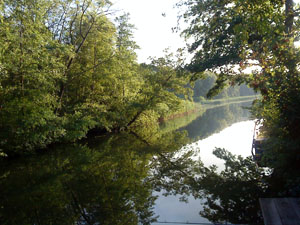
0;101;259;225
153;102;254;225
153;121;254;225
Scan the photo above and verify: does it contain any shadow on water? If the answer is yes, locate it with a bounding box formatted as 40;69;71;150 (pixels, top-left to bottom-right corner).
0;102;268;225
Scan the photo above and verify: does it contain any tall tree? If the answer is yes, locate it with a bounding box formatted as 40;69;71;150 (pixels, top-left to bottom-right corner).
49;0;112;114
114;13;140;104
0;0;66;155
0;0;117;155
179;0;300;169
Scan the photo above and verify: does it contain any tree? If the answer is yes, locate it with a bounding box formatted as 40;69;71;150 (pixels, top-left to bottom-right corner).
0;0;66;155
61;13;117;135
114;13;140;107
48;0;115;137
98;13;142;130
179;0;300;170
126;51;192;132
0;0;195;156
0;0;137;154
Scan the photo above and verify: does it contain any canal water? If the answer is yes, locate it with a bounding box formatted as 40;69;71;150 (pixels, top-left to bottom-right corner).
153;122;254;224
153;102;255;225
0;101;258;225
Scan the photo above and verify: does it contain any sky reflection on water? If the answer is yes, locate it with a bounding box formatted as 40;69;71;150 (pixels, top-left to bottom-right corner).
153;103;255;224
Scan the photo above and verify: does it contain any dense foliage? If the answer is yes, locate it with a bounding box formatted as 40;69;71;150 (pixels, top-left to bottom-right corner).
179;0;300;184
0;124;192;224
3;0;300;224
193;72;255;102
0;0;192;156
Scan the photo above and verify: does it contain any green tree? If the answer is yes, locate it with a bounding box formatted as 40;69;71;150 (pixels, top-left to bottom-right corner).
0;0;66;155
48;0;115;138
127;51;193;131
61;13;117;135
0;0;195;156
99;13;142;130
179;0;300;171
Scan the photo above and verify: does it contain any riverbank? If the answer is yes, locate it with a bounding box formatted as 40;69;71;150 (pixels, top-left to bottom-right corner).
160;95;258;123
159;96;256;135
0;102;256;225
200;95;258;107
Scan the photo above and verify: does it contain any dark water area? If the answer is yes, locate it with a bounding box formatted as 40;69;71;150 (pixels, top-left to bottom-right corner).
0;101;264;225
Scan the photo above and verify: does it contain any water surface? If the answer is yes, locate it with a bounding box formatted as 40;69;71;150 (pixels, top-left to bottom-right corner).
153;102;255;224
0;101;260;225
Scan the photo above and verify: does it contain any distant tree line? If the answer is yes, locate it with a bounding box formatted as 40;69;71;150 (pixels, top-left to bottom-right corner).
192;72;255;102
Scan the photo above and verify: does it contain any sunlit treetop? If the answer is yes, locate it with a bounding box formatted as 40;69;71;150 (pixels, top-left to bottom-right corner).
178;0;300;96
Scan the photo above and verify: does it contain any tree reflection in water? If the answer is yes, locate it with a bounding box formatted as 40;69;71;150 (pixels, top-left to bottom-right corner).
0;130;191;225
152;147;269;225
0;134;154;225
151;103;269;225
0;103;270;225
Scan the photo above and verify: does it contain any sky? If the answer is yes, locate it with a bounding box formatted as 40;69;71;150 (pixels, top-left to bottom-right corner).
112;0;184;63
112;0;300;64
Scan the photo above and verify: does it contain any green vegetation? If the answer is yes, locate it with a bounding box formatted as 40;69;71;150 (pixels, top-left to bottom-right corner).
184;101;252;141
0;135;155;225
178;0;300;201
0;0;258;157
192;72;255;102
160;99;254;136
2;0;300;223
0;0;192;157
160;74;257;123
0;102;263;225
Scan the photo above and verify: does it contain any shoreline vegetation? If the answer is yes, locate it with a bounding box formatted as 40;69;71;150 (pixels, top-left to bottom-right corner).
159;95;257;123
0;94;257;159
1;0;300;224
175;2;300;221
0;0;195;157
159;96;256;135
0;0;257;158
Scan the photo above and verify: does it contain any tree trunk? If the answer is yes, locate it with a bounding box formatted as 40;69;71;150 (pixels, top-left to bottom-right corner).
285;0;294;35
